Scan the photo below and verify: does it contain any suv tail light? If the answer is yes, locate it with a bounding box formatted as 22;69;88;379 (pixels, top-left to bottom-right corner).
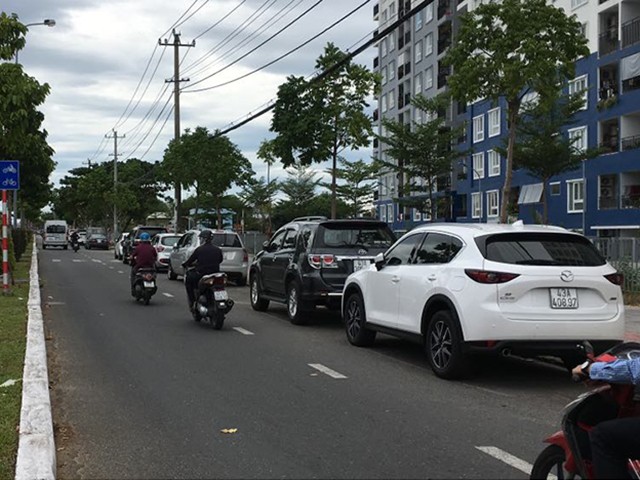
465;269;520;284
156;245;164;252
308;254;338;269
605;272;624;286
243;249;249;262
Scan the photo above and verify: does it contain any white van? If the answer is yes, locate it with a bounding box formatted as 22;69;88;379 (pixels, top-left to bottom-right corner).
43;220;68;249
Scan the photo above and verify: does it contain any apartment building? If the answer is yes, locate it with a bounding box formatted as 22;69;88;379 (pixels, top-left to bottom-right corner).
373;0;640;238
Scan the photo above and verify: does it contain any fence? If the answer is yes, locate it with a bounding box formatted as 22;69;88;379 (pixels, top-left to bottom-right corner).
590;237;640;304
240;231;269;255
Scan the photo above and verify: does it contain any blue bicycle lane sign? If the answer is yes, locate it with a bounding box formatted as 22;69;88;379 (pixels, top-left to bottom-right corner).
0;161;20;190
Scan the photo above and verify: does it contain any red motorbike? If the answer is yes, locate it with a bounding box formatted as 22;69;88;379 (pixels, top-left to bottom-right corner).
530;341;640;479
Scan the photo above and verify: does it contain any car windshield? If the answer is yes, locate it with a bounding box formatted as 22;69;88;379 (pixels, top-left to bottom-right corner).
138;228;166;238
211;233;242;248
46;225;66;234
480;233;606;267
161;236;180;247
314;223;396;249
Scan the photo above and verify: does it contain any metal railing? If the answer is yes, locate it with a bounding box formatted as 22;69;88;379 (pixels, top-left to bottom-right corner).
591;237;640;302
621;134;640;151
622;16;640;48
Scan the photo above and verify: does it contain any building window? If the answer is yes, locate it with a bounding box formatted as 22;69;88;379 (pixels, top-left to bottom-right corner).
568;126;587;152
387;204;394;223
389;31;395;52
381;38;388;57
568;74;588;110
389;88;395;109
414;107;422;123
415;40;423;63
571;0;588;9
472;152;485;179
472;192;483;219
382;93;388;112
380;205;387;222
425;33;433;57
473;114;485;143
567;180;584;212
488;150;500;176
487;190;499;217
389;2;395;20
381;66;388;85
389;60;396;81
550;182;561;196
487;107;501;137
425;2;434;23
425;66;433;90
415;8;423;30
414;72;423;95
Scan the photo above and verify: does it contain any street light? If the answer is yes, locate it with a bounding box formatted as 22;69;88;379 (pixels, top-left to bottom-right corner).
15;19;56;64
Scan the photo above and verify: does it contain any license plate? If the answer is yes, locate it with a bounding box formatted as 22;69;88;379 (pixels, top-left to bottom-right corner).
143;281;155;288
224;252;234;260
214;290;228;301
550;288;578;309
353;259;371;272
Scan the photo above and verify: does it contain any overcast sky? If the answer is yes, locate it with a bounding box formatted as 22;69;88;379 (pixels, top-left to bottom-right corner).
4;0;377;196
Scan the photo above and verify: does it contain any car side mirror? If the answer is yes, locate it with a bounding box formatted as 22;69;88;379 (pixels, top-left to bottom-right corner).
374;252;385;271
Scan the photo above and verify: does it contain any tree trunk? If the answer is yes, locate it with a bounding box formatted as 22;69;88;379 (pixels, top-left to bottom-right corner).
194;186;200;230
216;197;222;229
501;100;521;223
542;179;549;224
331;136;338;220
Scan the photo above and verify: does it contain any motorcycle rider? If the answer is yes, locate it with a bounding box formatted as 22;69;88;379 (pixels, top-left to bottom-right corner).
69;230;80;250
572;356;640;479
130;232;157;295
182;229;223;311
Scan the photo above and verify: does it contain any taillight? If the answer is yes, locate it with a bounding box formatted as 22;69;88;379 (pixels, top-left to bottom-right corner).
307;254;337;269
213;275;227;287
156;245;164;252
243;249;248;262
605;272;624;286
143;273;155;281
465;269;520;284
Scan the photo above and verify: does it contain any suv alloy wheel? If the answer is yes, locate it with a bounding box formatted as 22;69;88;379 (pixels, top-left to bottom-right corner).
344;293;376;346
287;281;310;325
425;310;467;380
250;275;269;311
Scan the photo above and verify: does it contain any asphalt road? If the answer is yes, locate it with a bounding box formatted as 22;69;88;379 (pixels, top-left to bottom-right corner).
41;247;588;479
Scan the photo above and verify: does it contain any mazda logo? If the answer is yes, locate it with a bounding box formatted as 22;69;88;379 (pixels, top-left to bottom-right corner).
357;249;367;255
560;271;574;282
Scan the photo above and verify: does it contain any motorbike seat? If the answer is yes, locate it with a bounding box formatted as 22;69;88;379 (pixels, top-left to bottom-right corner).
198;272;226;288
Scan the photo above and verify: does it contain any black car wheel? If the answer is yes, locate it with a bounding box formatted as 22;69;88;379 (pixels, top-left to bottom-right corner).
425;310;468;380
167;264;178;281
287;281;310;325
344;293;376;347
250;274;269;311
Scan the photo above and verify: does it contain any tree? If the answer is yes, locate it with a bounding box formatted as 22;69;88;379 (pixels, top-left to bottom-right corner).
279;163;321;206
239;177;279;234
160;127;253;229
329;158;379;218
0;13;55;220
270;42;378;219
377;94;467;222
444;0;589;222
505;84;599;224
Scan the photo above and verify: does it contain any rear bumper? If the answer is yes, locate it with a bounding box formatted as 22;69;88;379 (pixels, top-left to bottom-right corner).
221;264;248;280
464;339;622;358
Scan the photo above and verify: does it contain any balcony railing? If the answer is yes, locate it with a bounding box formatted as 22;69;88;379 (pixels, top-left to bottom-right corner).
599;30;620;55
621;134;640;151
598;196;619;209
622;16;640;48
599;138;619;153
622;193;640;209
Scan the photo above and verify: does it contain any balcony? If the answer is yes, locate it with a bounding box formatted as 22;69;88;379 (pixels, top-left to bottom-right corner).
599;30;620;55
622;185;640;208
622;16;640;48
621;134;640;151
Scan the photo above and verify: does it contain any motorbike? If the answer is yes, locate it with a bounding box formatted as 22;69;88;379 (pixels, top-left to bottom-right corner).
71;239;80;252
132;268;157;305
189;269;234;330
530;341;640;479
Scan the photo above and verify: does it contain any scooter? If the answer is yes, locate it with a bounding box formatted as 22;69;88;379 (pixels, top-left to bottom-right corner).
530;341;640;479
132;268;157;305
189;270;234;330
71;240;80;252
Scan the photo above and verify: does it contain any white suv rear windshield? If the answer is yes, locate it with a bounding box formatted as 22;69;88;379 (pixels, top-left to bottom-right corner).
479;233;606;267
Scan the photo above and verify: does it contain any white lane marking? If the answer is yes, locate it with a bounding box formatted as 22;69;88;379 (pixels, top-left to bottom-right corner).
308;363;347;379
47;296;54;300
110;259;120;263
109;266;114;270
46;301;66;306
72;259;85;263
52;259;61;263
117;270;124;274
233;327;254;335
162;292;174;298
91;259;103;263
476;446;542;478
462;383;513;398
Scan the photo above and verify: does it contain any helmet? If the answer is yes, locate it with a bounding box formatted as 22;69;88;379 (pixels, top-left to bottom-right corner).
140;232;151;242
199;229;213;241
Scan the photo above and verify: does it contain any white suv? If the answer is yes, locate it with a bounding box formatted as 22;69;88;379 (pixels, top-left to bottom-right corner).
342;222;625;379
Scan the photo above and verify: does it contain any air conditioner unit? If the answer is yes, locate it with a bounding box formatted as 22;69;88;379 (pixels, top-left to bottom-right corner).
601;177;613;186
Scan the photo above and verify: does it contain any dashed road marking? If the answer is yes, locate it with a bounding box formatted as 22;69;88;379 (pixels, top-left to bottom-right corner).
72;259;85;263
92;259;103;263
110;259;120;263
233;327;254;335
475;446;540;478
162;293;174;298
109;266;114;270
308;363;347;379
117;270;124;274
52;259;61;263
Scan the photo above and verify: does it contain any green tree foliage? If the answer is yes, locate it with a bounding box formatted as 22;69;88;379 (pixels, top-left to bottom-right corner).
444;0;589;222
239;176;279;235
53;159;164;232
505;84;599;224
160;127;253;229
329;158;378;218
377;94;466;222
0;13;55;219
270;42;378;219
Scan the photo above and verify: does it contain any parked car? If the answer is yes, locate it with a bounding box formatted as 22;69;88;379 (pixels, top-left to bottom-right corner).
86;233;109;250
341;221;626;380
167;229;248;286
123;226;168;264
151;233;181;271
249;217;397;324
114;232;129;260
77;229;87;246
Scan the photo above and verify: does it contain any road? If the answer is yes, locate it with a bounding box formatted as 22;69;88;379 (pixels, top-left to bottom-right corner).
41;247;605;479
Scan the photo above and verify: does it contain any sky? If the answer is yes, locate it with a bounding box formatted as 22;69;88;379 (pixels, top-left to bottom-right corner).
3;0;377;198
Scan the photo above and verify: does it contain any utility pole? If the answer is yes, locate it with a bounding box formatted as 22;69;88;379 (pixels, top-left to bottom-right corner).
159;29;194;233
106;130;124;241
82;158;92;168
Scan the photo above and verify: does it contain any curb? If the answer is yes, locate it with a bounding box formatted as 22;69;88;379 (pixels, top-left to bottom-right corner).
14;241;56;480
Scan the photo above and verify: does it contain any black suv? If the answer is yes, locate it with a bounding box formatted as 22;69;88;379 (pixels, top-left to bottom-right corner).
249;217;396;324
122;225;168;264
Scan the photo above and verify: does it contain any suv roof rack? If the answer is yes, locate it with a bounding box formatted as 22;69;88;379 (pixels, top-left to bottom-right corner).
291;216;328;222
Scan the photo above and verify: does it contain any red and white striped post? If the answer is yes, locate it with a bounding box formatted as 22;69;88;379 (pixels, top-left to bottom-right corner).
2;189;8;293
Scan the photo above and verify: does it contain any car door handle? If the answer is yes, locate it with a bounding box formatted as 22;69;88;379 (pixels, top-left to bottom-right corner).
391;276;400;283
427;275;437;281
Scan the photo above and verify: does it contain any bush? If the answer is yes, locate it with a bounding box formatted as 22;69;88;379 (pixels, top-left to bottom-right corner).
11;228;30;262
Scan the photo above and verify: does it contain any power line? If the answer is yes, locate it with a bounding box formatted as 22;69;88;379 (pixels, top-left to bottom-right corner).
193;0;248;41
173;0;211;31
216;0;432;135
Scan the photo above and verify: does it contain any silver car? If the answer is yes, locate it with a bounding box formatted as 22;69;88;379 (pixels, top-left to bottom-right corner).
167;229;248;286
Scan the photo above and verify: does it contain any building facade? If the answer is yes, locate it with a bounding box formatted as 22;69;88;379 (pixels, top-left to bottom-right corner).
373;0;640;238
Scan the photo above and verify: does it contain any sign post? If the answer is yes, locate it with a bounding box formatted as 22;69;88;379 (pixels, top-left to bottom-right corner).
1;161;20;294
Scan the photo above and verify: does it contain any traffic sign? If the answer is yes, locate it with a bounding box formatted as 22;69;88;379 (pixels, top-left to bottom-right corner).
0;161;19;190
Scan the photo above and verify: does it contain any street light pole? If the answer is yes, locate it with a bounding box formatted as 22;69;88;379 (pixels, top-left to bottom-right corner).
12;19;56;228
